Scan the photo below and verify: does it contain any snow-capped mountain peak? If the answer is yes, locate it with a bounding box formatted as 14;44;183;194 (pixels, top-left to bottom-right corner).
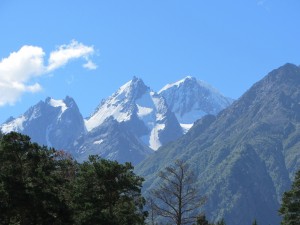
49;98;68;112
114;76;149;101
85;77;150;132
1;116;26;133
1;97;70;133
159;76;233;126
158;76;195;94
0;76;233;164
84;77;183;151
0;96;85;153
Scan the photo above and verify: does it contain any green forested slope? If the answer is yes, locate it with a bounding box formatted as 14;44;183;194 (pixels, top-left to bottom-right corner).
136;63;300;225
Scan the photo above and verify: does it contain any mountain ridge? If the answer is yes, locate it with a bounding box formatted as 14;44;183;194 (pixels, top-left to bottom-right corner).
0;76;231;164
159;76;233;126
136;63;300;225
1;96;86;153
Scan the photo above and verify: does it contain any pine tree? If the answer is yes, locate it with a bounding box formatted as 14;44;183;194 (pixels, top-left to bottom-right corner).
71;155;147;225
196;214;209;225
216;218;226;225
252;219;258;225
279;170;300;225
0;132;74;225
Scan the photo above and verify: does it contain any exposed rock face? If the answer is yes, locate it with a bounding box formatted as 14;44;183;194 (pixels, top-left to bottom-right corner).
136;64;300;225
1;75;233;165
159;76;233;132
85;77;183;151
1;96;85;154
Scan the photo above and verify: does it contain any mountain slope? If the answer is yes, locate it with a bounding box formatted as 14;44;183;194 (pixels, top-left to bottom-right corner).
0;76;233;165
84;76;183;151
75;117;153;165
1;96;85;153
75;77;183;164
136;63;300;225
159;76;233;131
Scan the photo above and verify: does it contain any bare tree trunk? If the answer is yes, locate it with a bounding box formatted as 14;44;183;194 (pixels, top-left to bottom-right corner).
150;160;206;225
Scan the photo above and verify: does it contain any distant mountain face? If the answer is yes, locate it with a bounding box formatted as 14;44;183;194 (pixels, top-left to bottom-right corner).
136;64;300;225
1;96;85;153
75;117;153;165
85;77;183;150
159;76;233;132
0;76;232;165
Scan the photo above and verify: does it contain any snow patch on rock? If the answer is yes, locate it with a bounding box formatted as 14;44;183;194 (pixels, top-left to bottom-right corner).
1;116;26;133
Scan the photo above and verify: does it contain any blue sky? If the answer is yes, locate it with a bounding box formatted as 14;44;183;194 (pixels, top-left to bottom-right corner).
0;0;300;123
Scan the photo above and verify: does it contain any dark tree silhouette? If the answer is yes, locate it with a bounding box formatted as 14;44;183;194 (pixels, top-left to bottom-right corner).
0;132;74;225
279;170;300;225
71;155;147;225
150;160;206;225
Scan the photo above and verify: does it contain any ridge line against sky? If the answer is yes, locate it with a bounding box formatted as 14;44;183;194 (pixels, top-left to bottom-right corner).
0;0;300;123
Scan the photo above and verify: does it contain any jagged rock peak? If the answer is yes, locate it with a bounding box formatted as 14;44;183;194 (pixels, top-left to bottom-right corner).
136;63;300;225
115;76;149;101
265;63;300;84
1;96;82;134
64;95;77;106
45;96;77;108
158;75;233;125
86;77;151;131
45;97;67;112
159;76;220;93
237;63;300;106
158;76;196;93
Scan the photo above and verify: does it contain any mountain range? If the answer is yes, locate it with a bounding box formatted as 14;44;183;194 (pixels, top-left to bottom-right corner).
0;76;231;164
135;63;300;225
2;63;300;224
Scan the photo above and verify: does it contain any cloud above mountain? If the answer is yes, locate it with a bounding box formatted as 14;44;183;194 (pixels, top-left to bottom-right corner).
0;40;96;106
47;40;96;71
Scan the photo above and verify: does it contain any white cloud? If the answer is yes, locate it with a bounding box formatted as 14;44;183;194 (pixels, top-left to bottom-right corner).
0;45;45;82
83;59;97;70
47;40;95;72
0;40;97;106
0;46;45;106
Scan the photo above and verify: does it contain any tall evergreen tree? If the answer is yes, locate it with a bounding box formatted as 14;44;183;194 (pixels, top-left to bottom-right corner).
195;214;209;225
71;155;147;225
252;219;258;225
279;170;300;225
216;218;226;225
0;132;74;225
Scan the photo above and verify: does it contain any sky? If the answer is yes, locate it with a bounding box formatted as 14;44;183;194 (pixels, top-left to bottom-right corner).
0;0;300;123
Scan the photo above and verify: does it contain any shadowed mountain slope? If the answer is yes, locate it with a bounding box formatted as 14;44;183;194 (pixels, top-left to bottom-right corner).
136;63;300;225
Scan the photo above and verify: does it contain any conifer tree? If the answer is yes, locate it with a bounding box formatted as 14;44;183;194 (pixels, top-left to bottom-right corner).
279;170;300;225
195;214;209;225
0;132;74;225
216;218;226;225
252;219;258;225
72;155;147;225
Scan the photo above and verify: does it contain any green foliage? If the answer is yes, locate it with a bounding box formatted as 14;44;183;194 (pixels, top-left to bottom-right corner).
194;214;226;225
136;64;300;225
216;218;226;225
0;132;147;225
71;155;147;225
279;170;300;225
0;132;74;224
195;214;209;225
252;219;258;225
